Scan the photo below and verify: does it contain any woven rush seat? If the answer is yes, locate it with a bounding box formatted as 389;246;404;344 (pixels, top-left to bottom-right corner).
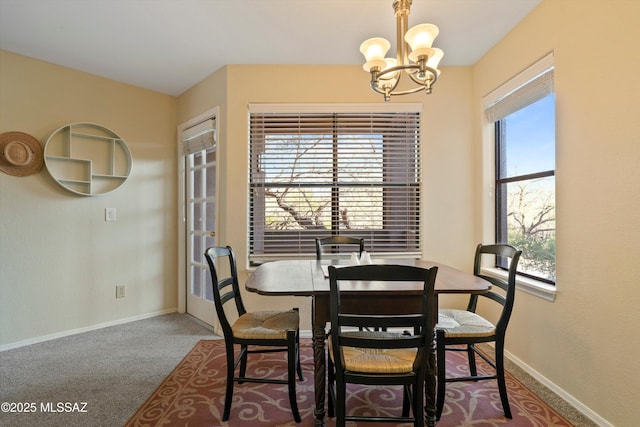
233;310;299;339
437;309;495;338
329;331;417;374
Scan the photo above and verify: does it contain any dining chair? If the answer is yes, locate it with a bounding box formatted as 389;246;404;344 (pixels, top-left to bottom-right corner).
315;236;364;260
204;246;304;423
326;264;438;427
435;243;522;420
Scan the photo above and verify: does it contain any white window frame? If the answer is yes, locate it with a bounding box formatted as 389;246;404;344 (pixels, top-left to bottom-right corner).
481;53;557;302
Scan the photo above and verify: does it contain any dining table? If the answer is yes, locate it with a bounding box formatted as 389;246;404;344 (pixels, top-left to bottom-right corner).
245;258;492;427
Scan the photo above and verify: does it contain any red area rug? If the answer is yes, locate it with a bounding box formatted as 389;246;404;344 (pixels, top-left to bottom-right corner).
125;339;572;426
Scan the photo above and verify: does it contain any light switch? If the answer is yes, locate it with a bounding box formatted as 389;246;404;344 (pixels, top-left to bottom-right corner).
105;208;117;222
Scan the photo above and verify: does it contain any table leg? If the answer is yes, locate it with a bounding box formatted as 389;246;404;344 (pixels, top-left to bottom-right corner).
312;296;327;427
312;324;327;426
425;335;437;426
425;296;439;426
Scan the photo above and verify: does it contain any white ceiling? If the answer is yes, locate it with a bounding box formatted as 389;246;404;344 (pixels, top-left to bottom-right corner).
0;0;541;96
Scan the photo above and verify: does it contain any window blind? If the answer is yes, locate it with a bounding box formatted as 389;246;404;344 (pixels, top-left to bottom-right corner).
249;105;421;261
484;52;555;123
182;118;216;155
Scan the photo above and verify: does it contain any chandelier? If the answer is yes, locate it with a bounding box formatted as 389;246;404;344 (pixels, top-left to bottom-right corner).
360;0;444;101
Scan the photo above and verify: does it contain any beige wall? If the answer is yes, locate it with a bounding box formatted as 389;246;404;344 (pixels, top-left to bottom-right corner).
177;64;477;326
473;1;640;425
0;51;179;346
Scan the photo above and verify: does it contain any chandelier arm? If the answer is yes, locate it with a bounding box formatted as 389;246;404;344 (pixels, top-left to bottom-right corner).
376;64;417;79
374;84;427;96
406;66;439;86
369;78;401;96
370;72;437;98
372;63;438;96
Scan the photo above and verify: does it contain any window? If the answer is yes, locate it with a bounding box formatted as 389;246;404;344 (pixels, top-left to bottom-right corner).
485;53;556;284
249;104;421;263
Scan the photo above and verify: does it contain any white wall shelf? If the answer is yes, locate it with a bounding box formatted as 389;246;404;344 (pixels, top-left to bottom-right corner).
44;123;132;196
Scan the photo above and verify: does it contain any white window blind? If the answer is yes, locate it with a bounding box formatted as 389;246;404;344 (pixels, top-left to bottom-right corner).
249;104;421;262
484;52;555;123
182;118;216;155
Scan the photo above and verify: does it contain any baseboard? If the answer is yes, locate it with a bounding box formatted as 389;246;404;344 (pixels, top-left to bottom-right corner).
0;308;177;352
504;348;613;427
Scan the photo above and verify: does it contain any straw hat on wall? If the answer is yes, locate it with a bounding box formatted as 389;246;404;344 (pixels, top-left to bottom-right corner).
0;132;44;177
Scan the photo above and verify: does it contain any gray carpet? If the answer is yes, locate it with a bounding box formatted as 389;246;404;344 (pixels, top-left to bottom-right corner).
0;313;215;427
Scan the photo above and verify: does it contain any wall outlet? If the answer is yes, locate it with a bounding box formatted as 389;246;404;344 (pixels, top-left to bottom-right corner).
115;285;126;299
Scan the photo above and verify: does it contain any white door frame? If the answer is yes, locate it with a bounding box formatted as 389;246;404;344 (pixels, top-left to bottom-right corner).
177;106;219;327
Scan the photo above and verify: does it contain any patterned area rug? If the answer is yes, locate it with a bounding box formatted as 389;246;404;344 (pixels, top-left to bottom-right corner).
125;339;573;426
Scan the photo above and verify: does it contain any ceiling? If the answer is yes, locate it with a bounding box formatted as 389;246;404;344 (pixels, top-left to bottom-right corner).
0;0;541;96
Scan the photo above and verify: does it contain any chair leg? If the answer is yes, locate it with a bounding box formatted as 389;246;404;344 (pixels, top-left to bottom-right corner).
336;375;346;427
435;330;446;421
287;332;302;423
414;379;425;427
495;341;512;418
293;308;304;381
467;344;478;377
223;344;235;421
296;337;304;381
327;356;335;418
238;344;248;383
402;385;411;417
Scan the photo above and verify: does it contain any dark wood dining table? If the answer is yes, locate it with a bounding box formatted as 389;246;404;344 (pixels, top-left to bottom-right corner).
245;259;491;427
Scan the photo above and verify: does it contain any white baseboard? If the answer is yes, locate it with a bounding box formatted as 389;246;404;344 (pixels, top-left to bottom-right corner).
0;308;177;352
504;348;613;427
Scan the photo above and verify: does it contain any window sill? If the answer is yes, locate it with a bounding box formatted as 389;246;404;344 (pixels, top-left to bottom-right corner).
480;267;557;302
